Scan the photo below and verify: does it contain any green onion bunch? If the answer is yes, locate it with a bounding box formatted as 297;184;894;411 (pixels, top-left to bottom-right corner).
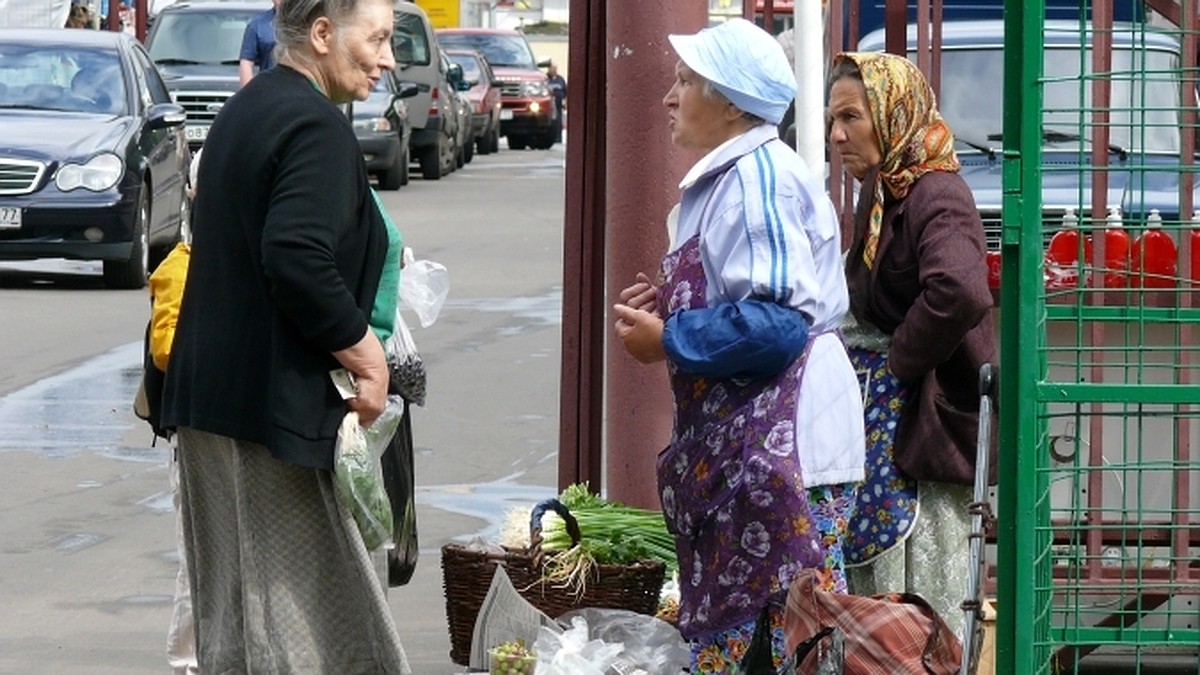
539;483;678;575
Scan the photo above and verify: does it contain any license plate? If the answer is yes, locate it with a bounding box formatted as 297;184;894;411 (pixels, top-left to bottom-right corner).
185;125;209;142
0;206;20;230
500;109;514;121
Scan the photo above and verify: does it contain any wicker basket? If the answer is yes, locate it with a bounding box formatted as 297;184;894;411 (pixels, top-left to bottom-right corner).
440;498;667;666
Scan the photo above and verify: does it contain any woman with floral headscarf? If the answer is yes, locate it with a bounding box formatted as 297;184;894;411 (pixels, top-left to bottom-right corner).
826;52;997;638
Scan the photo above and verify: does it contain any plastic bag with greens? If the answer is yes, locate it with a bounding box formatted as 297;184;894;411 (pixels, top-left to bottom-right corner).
334;396;404;551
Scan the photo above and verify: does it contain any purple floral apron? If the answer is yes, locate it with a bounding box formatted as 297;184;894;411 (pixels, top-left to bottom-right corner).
656;234;826;640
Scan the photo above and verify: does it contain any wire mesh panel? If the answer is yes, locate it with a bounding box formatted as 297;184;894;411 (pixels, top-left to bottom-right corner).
1001;0;1200;672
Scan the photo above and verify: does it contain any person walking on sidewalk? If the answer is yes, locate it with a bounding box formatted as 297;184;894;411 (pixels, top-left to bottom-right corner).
545;61;566;141
238;0;280;87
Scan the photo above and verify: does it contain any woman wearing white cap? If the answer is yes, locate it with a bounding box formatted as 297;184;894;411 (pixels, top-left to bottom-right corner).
613;18;864;672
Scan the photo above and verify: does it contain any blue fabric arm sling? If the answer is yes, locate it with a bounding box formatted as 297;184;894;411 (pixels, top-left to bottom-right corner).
662;300;810;380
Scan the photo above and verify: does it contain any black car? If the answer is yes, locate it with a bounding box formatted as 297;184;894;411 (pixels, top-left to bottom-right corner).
351;75;419;191
145;0;272;153
0;28;190;289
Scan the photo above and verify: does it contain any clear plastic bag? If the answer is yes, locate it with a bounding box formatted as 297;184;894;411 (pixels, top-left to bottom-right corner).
533;615;623;675
544;608;691;675
384;311;426;406
399;247;449;328
333;396;404;551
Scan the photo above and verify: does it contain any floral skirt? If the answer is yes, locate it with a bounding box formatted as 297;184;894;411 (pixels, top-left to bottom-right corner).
844;348;919;565
687;484;852;674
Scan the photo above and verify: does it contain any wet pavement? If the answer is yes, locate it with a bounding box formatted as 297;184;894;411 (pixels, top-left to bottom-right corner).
0;145;569;674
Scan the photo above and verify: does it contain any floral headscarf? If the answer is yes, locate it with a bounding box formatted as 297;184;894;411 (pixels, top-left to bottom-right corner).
834;52;960;268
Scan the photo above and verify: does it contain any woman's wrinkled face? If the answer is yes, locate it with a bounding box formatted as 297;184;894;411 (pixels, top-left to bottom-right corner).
324;0;395;103
662;61;736;152
827;76;882;181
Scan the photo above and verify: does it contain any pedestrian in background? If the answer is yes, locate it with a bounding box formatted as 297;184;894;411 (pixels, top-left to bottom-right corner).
827;51;997;639
64;3;93;28
148;149;199;675
613;18;864;673
160;0;411;671
545;60;567;140
238;0;280;87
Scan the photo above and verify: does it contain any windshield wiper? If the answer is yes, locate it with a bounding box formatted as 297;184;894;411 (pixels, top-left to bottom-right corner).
987;131;1129;160
1043;130;1130;159
955;136;997;160
154;58;201;65
0;103;60;111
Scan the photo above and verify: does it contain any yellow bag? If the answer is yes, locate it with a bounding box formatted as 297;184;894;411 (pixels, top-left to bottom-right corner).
147;242;190;371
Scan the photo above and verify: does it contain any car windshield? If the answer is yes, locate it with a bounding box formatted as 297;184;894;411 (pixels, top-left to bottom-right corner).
0;45;126;115
448;53;482;84
394;13;432;67
438;34;535;68
939;45;1181;153
148;10;262;65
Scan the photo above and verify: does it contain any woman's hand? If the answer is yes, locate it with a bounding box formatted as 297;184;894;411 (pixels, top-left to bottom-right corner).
333;329;389;427
618;272;659;316
613;303;666;363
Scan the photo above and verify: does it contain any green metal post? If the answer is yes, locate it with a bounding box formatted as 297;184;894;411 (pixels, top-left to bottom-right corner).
999;0;1047;672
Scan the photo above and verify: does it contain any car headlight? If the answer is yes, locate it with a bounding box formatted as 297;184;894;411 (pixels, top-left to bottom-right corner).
353;117;392;132
522;81;550;98
55;153;123;192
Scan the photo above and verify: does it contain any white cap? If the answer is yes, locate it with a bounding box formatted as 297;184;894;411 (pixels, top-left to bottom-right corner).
668;18;797;125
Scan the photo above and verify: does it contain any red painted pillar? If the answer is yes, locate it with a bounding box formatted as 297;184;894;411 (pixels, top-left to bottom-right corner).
603;0;708;509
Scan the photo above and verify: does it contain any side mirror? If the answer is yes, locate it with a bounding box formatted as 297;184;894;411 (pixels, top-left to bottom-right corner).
456;79;472;91
536;57;551;68
395;80;420;99
447;62;464;82
147;102;187;129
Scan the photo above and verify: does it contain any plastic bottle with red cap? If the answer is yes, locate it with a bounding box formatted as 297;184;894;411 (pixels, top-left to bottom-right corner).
986;250;1002;290
1045;207;1082;290
1090;206;1131;288
1131;209;1177;289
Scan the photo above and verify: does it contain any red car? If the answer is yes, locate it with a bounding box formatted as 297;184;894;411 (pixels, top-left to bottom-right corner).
444;48;503;155
436;28;559;150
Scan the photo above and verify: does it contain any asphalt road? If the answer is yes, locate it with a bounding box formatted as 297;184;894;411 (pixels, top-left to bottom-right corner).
0;142;566;674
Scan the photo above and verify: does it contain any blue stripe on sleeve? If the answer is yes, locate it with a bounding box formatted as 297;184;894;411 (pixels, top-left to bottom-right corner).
748;147;787;299
761;149;790;299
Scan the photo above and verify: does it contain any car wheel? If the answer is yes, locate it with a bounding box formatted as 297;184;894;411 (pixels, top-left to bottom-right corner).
509;134;528;150
442;134;458;174
419;144;441;180
378;149;403;191
463;134;475;163
455;136;465;168
103;184;149;289
399;145;410;186
476;129;491;155
488;124;501;153
535;121;559;150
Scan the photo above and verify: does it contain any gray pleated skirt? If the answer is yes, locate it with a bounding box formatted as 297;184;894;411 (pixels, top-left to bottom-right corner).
176;427;411;675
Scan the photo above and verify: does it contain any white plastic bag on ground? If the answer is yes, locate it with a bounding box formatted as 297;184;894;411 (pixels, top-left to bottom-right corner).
553;607;690;674
533;616;622;675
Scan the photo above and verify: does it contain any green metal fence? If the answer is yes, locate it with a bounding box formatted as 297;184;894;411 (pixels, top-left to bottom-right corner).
999;1;1200;672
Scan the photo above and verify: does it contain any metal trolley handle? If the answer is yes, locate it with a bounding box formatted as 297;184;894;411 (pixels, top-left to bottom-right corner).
962;362;995;675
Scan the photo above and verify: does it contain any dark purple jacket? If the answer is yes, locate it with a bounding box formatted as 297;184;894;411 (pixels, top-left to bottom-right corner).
845;169;999;485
